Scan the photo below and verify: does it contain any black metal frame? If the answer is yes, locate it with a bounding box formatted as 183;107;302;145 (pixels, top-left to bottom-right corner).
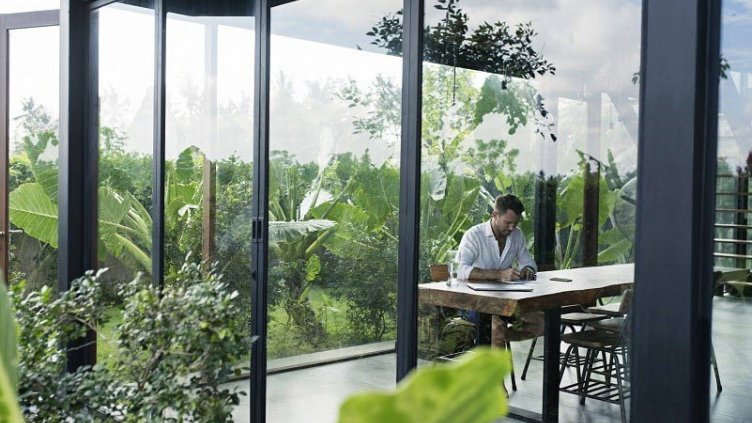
250;0;270;421
396;0;424;382
631;0;722;421
60;0;99;371
152;0;166;287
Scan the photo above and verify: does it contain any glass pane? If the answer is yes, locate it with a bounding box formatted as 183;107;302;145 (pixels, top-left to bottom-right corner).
417;0;641;421
96;1;155;366
164;7;255;377
7;26;60;290
267;0;402;420
711;1;752;421
0;0;58;14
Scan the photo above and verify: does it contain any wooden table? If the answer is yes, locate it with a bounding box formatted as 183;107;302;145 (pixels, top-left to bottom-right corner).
418;264;635;423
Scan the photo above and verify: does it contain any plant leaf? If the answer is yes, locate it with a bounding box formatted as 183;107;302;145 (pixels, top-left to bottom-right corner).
269;219;336;244
0;282;23;423
338;348;510;423
9;182;59;247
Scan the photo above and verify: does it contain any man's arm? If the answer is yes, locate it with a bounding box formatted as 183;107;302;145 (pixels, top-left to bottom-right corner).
457;231;478;281
468;267;521;282
516;230;537;273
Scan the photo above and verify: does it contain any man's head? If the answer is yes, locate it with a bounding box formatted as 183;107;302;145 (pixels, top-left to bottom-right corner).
491;194;524;238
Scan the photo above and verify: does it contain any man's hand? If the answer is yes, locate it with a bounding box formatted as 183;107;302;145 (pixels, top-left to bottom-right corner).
498;268;520;282
520;267;536;281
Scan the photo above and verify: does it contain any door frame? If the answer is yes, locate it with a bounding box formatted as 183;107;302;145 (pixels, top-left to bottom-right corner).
0;10;59;286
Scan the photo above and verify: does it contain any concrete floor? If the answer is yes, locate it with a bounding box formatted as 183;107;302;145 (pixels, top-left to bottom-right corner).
229;295;752;422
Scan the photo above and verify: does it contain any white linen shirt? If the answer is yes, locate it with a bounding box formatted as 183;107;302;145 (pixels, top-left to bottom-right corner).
456;221;537;281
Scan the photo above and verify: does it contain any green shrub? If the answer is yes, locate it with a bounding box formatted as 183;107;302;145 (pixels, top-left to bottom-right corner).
0;281;23;423
11;259;250;422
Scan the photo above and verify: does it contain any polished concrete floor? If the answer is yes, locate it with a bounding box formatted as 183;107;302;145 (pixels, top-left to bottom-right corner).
230;295;752;422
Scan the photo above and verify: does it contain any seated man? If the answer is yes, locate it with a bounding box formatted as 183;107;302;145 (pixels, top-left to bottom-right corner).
457;194;543;392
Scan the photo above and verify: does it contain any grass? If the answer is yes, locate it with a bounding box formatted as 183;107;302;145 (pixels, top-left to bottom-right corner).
95;288;397;366
97;307;123;370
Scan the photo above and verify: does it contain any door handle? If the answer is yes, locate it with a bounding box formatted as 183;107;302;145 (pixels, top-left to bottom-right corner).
0;229;24;237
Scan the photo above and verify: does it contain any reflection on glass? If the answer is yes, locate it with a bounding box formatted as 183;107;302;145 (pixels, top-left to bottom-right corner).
7;26;60;291
711;1;752;421
416;0;641;421
164;11;255;348
267;0;401;421
96;2;155;366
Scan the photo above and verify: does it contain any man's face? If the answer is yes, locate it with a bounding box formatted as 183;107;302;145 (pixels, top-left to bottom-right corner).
492;209;521;237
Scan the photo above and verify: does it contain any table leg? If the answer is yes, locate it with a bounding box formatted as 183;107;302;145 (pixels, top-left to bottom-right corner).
543;308;561;423
478;313;492;345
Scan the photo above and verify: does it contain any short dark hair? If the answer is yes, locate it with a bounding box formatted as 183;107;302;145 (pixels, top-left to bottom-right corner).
494;194;524;216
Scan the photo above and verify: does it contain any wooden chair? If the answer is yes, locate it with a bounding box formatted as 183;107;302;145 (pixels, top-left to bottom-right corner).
520;301;611;381
589;288;723;393
559;321;631;423
556;289;633;423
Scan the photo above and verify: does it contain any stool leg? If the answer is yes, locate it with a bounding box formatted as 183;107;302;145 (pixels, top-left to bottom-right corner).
507;341;517;391
711;341;722;393
560;344;576;384
580;348;597;406
613;352;628;423
521;337;538;380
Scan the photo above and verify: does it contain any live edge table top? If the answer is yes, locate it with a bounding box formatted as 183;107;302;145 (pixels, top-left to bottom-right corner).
418;263;635;317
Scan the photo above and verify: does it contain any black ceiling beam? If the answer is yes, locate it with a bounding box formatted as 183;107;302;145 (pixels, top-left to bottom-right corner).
89;0;254;16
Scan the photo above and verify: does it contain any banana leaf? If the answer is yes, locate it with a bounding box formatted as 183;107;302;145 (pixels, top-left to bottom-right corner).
269;219;336;245
8;183;151;272
598;238;633;263
309;203;373;258
9;182;58;247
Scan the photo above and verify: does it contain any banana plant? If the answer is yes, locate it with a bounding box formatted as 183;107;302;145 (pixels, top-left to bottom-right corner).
9;183;152;273
420;164;483;267
8;132;152;274
266;152;336;343
555;156;631;269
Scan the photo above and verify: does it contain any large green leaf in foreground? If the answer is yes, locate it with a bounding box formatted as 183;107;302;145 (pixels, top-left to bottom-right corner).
0;282;23;423
338;348;510;423
9;182;58;247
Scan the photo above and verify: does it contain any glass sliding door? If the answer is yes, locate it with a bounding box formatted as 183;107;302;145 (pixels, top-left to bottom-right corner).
267;0;402;421
4;24;59;291
95;1;155;366
164;3;255;392
711;1;752;421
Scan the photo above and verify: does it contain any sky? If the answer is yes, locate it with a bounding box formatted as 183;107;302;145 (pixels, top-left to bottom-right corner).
3;0;752;173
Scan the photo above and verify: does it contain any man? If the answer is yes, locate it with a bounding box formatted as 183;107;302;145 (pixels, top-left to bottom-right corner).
457;194;537;283
457;194;543;395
